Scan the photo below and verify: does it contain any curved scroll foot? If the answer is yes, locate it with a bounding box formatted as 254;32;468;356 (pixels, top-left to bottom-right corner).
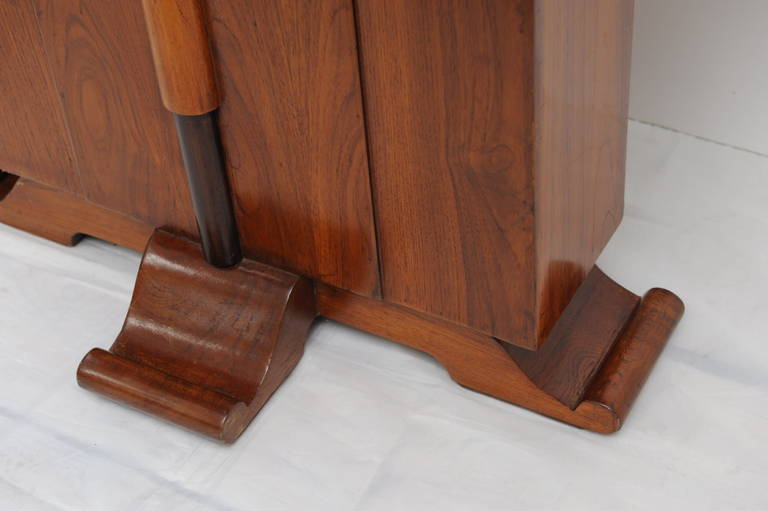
77;230;316;443
579;287;684;432
317;267;683;434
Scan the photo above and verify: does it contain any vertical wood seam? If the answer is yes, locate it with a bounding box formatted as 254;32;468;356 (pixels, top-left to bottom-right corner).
350;0;385;300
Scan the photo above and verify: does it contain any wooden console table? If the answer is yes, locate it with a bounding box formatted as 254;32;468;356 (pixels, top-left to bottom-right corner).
0;0;682;442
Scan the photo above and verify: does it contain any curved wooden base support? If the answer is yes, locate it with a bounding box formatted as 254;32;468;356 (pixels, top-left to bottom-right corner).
318;276;683;434
77;230;316;442
2;179;683;437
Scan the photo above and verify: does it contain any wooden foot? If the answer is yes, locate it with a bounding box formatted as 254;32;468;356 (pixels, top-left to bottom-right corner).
318;270;683;434
77;230;316;442
3;179;683;436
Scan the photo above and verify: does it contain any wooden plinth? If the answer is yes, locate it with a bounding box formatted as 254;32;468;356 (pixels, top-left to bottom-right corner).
0;178;683;438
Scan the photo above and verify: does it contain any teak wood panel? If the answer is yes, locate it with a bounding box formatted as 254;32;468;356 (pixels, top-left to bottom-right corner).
0;0;81;193
206;0;380;297
356;0;632;349
33;0;199;237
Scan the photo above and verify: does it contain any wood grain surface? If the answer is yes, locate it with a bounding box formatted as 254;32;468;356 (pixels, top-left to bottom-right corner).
318;273;683;434
0;177;152;251
355;0;537;344
534;0;635;342
33;0;198;237
0;172;19;202
206;0;380;297
505;266;639;408
3;1;635;348
78;230;316;443
0;0;81;193
142;0;219;115
1;182;683;435
355;0;634;349
174;112;242;267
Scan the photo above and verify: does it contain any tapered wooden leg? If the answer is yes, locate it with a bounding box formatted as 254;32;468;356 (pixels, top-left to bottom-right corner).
77;229;316;443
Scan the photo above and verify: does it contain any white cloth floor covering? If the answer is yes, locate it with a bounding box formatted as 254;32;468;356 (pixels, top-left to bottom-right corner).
0;120;766;510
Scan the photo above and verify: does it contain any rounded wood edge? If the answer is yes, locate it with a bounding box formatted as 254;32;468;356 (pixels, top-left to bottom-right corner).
77;348;243;441
317;283;685;435
142;0;219;115
583;287;684;431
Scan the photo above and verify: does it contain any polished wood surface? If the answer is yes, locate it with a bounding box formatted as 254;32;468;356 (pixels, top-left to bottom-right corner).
355;0;537;346
174;112;242;267
141;0;241;267
11;1;380;294
505;266;639;408
208;0;381;297
142;0;219;115
34;0;199;237
318;273;682;434
0;177;152;251
534;0;635;342
1;179;683;435
0;172;19;202
0;0;685;438
586;288;685;420
356;0;634;348
78;230;316;442
0;0;81;193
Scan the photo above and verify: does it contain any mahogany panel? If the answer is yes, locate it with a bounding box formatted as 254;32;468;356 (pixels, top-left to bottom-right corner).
533;0;635;343
0;0;81;193
206;0;380;297
33;0;198;236
355;0;537;344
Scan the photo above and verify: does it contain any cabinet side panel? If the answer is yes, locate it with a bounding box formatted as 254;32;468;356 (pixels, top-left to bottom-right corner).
534;0;634;345
0;1;81;193
34;0;198;236
356;0;538;347
207;0;380;297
